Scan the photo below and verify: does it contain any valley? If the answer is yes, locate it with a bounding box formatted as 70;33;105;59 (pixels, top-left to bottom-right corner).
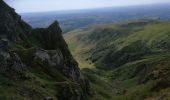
64;20;170;99
1;0;170;99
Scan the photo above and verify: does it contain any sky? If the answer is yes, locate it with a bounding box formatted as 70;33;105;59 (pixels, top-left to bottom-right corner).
5;0;170;13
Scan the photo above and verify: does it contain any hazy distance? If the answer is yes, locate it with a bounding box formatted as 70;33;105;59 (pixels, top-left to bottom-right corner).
5;0;170;13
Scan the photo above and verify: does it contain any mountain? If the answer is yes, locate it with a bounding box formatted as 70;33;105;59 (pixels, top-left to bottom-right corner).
0;1;91;100
0;0;31;45
65;20;170;99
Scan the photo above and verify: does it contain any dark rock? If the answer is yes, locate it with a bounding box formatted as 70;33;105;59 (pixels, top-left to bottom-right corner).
34;49;64;68
45;97;53;100
0;0;91;99
0;39;25;80
29;22;91;99
0;39;8;51
0;0;31;41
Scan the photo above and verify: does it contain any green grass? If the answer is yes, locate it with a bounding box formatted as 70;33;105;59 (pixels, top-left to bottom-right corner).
64;29;95;68
65;20;170;69
114;22;170;49
64;20;170;100
82;69;114;100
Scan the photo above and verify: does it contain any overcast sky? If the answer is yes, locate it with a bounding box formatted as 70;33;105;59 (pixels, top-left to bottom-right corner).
5;0;170;13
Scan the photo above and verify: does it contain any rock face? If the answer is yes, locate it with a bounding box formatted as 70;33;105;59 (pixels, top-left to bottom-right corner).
29;21;91;99
0;39;25;80
34;49;64;67
0;0;31;41
0;1;91;100
34;48;79;80
33;48;91;100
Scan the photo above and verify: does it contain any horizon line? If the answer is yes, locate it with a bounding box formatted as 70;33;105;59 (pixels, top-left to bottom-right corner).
19;2;170;14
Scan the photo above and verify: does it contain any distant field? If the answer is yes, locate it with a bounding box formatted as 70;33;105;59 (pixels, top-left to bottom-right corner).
21;3;170;32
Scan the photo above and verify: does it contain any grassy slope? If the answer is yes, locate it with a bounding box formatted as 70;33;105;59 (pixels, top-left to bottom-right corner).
64;20;170;99
64;29;95;68
65;21;170;68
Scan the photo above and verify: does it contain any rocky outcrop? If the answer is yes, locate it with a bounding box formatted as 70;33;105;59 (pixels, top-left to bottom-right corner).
29;21;82;80
0;0;31;41
0;39;25;80
0;0;91;100
34;49;64;67
32;48;91;100
29;21;91;99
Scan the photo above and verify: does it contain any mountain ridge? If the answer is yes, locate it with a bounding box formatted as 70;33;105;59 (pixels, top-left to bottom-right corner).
0;1;91;99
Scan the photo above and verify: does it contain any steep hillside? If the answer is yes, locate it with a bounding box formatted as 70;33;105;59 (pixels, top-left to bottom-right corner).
0;1;91;100
65;20;170;99
0;0;31;44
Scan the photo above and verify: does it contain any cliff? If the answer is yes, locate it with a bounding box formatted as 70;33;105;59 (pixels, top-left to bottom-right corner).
0;0;31;42
0;0;91;100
